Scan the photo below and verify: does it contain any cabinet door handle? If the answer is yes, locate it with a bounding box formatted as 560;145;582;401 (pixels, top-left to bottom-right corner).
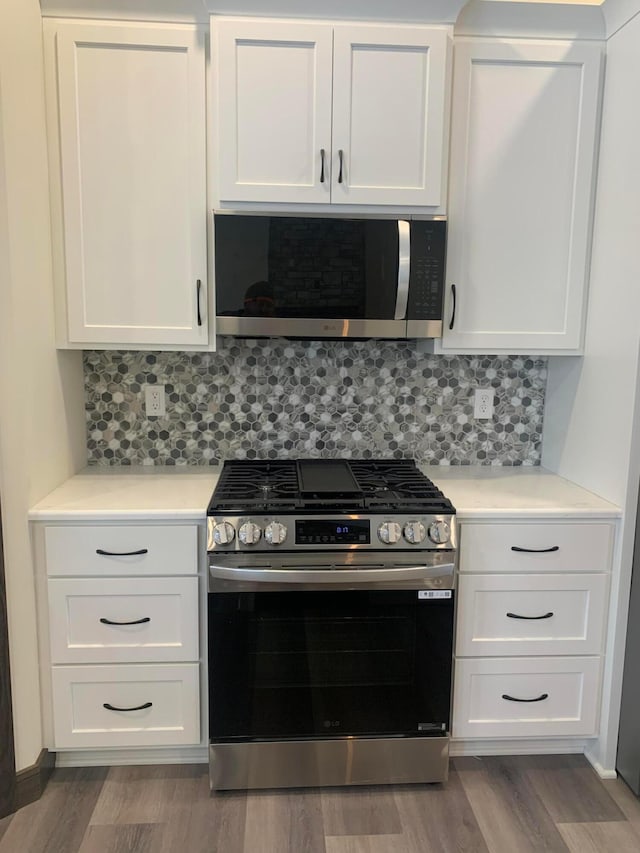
338;149;344;184
103;702;153;712
196;279;203;326
506;611;554;620
511;546;560;554
100;617;151;626
502;693;549;703
320;148;325;183
96;548;148;557
448;284;456;330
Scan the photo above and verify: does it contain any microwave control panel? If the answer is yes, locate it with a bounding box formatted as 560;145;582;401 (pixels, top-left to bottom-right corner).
407;221;447;320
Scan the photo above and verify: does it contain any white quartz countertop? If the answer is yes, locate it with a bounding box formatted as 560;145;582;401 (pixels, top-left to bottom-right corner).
28;466;221;521
427;466;621;518
28;464;620;522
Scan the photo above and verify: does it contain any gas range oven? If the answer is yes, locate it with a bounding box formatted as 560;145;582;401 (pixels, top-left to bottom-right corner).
206;459;457;791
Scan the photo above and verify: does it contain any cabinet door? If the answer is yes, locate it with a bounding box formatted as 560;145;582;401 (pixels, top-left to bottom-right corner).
213;19;333;204
331;25;450;207
53;22;208;347
441;39;603;353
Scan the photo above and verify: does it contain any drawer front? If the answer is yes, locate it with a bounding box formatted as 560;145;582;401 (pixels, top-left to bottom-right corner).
48;577;199;663
51;663;200;748
452;656;601;739
459;522;614;574
456;573;608;657
44;524;198;576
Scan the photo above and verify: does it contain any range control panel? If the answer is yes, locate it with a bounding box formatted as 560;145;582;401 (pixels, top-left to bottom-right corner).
207;514;456;553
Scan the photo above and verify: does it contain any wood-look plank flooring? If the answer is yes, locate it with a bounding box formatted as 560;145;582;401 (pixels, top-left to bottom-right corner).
1;755;639;853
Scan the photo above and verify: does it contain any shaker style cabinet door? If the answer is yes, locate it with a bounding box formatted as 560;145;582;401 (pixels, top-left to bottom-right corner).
331;25;450;207
441;39;603;353
46;21;209;348
213;19;333;204
212;18;450;210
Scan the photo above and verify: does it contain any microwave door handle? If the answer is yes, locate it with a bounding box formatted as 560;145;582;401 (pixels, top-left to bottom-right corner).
394;220;411;320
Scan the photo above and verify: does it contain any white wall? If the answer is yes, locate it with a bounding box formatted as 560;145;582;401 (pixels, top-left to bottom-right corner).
0;0;86;770
542;12;640;773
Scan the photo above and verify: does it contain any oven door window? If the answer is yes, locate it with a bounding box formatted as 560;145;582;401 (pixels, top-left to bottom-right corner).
209;590;454;742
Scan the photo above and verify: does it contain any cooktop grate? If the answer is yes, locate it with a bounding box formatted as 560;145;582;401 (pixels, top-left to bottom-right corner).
208;459;455;515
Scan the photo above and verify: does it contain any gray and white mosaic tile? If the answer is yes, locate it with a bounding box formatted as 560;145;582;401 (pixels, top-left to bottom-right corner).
84;340;547;466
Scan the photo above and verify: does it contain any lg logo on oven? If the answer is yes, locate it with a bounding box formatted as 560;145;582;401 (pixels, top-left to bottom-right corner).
323;720;341;728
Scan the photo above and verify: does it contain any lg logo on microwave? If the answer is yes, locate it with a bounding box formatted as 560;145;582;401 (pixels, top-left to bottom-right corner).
323;719;341;728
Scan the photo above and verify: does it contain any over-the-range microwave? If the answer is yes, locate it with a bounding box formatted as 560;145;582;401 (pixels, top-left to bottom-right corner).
214;214;446;339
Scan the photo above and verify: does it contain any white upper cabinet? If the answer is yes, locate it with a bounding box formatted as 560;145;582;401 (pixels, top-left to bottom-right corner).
212;18;451;210
440;39;603;354
214;20;333;205
45;21;210;349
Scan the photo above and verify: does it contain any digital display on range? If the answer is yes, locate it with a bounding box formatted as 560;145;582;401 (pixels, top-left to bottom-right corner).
296;519;370;545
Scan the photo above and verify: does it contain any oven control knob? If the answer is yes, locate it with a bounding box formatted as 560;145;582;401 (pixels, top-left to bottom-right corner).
377;521;402;545
404;521;426;544
238;522;261;545
212;521;235;546
265;522;287;546
428;521;451;545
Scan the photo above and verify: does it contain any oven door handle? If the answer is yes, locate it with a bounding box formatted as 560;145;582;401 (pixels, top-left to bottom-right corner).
209;563;454;585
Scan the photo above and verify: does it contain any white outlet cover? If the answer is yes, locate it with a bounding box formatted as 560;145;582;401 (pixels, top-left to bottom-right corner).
144;384;166;417
473;388;494;419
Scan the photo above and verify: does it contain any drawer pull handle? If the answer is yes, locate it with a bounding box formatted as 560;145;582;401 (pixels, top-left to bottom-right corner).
100;617;151;626
96;548;149;557
511;546;560;554
103;702;153;712
502;693;549;703
506;611;554;621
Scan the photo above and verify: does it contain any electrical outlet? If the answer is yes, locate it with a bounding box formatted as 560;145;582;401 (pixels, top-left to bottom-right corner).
144;384;166;417
473;388;494;420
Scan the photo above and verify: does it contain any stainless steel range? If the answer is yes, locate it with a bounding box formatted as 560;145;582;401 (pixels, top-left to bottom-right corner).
207;459;457;791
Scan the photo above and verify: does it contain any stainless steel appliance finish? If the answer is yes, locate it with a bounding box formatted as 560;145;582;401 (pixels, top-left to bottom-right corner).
209;549;455;590
215;315;443;340
214;215;446;340
207;460;456;792
616;483;640;795
210;736;449;791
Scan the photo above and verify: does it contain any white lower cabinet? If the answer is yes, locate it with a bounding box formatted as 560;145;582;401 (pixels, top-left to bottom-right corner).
48;576;199;663
456;573;608;657
38;521;202;753
453;657;601;739
51;664;200;748
453;518;614;744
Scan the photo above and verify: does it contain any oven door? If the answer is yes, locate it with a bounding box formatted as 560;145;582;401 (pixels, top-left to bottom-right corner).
208;558;454;743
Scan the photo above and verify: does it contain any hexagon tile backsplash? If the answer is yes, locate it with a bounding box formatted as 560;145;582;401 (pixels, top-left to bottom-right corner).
84;340;547;466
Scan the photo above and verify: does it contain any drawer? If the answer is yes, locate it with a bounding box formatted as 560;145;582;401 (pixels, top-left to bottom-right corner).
44;524;198;576
452;656;601;739
48;577;199;663
51;663;200;748
459;522;613;574
456;573;608;657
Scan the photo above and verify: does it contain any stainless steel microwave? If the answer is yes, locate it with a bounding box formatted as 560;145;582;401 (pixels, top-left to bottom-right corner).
214;215;446;339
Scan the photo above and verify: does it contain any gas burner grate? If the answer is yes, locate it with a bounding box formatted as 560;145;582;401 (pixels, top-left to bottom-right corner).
207;458;455;515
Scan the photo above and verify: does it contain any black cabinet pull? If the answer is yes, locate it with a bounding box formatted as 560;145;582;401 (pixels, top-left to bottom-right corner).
507;611;554;620
338;149;344;184
502;693;549;703
449;284;456;330
511;545;560;554
320;148;325;183
100;617;151;626
103;702;152;712
96;548;148;557
196;279;203;326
